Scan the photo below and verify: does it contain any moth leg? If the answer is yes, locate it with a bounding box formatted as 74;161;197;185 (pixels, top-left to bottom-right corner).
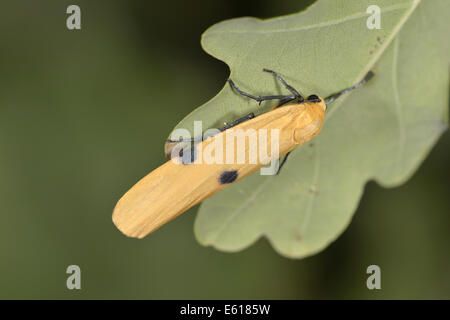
167;112;257;145
276;151;292;175
219;113;255;131
262;68;304;101
166;137;203;143
228;79;295;105
272;97;297;109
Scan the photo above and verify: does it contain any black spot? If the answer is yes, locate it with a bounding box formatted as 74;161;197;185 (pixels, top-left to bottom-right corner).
219;170;238;184
180;145;197;165
307;94;321;103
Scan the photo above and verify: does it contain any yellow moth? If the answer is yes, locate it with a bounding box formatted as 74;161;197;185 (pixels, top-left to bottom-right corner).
113;69;374;238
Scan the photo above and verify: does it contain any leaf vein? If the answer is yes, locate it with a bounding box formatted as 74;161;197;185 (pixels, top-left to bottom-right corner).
204;3;412;36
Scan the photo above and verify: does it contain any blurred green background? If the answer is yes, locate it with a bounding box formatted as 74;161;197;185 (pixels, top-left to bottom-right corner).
0;0;448;299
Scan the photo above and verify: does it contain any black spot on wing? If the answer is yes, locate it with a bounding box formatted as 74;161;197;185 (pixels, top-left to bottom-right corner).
219;170;238;184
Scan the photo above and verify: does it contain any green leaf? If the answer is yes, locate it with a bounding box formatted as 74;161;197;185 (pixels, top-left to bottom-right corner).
167;0;449;258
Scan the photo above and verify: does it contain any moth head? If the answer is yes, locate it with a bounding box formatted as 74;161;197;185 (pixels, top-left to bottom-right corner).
306;94;327;111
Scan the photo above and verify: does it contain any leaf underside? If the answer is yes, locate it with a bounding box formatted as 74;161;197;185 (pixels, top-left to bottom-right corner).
167;0;449;258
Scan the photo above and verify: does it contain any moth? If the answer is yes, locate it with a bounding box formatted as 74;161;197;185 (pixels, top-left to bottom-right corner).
113;69;374;238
